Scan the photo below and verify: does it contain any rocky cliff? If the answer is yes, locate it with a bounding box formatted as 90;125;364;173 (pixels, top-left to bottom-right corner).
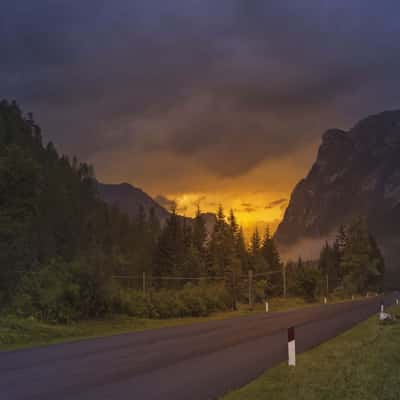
275;111;400;263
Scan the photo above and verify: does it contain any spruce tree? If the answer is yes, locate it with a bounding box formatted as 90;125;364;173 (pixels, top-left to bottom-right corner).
154;204;184;281
340;218;385;293
192;206;207;274
261;227;283;295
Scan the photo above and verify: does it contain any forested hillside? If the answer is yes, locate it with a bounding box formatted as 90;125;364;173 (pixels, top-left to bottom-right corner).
0;100;280;321
0;100;156;318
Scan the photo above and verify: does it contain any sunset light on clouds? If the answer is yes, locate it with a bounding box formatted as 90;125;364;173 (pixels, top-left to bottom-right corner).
3;1;400;237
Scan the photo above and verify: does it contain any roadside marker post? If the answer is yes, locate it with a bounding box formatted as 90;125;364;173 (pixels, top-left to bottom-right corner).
324;297;327;304
248;270;253;310
379;303;385;319
288;327;296;367
265;300;269;313
396;299;399;305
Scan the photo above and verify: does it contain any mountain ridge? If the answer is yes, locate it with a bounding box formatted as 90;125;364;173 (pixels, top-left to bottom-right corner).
274;110;400;280
97;182;217;232
97;182;170;222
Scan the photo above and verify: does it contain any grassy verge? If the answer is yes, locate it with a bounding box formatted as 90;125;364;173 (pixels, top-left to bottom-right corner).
223;306;400;400
0;295;362;352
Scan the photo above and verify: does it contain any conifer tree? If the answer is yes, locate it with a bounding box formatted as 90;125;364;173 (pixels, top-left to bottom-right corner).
261;227;283;295
207;206;231;275
318;241;340;294
192;206;207;274
249;227;267;275
340;218;384;293
235;226;249;272
154;205;184;279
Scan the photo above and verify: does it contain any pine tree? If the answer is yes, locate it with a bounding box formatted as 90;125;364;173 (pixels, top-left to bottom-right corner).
250;227;261;258
261;226;283;295
207;206;241;309
207;206;231;275
192;206;207;274
340;218;384;294
336;224;347;255
154;206;184;279
235;226;249;272
228;209;239;238
318;241;340;294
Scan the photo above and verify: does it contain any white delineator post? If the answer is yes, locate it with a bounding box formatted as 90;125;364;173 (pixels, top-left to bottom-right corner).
265;300;269;313
396;299;399;305
324;297;327;304
288;327;296;367
380;302;385;319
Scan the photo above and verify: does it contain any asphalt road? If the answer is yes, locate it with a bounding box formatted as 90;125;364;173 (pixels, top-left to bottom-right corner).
0;295;393;400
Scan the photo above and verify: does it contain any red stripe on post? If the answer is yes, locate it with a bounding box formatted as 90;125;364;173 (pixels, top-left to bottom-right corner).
288;326;295;342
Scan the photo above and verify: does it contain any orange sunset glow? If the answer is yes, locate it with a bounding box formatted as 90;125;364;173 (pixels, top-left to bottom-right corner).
90;132;320;237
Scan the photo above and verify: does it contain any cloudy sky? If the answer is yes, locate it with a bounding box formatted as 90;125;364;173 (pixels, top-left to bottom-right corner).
2;1;400;233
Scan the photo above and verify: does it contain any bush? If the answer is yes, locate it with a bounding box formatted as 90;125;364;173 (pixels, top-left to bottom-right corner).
13;258;117;323
13;262;232;323
290;266;321;303
113;290;150;318
115;284;231;319
13;260;81;323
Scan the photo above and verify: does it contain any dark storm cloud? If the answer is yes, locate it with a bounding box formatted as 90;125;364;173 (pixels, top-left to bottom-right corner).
239;203;262;213
265;199;288;209
3;0;400;182
241;207;256;213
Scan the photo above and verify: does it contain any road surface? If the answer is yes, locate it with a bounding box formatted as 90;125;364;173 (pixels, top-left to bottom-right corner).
0;295;393;400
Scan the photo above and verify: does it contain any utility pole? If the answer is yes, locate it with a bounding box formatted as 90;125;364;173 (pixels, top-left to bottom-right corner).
282;265;287;297
325;273;329;297
142;271;146;294
248;270;253;310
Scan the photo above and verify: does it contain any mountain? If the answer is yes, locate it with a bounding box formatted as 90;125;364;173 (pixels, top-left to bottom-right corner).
97;182;170;222
274;110;400;279
98;182;217;233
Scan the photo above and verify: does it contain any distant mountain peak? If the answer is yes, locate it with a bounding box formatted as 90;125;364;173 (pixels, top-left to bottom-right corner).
97;182;170;222
97;182;217;234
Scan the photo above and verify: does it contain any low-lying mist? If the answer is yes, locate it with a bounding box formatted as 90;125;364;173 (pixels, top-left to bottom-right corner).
278;236;331;263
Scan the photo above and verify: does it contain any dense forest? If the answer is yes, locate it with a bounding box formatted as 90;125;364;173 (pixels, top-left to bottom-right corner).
0;101;385;323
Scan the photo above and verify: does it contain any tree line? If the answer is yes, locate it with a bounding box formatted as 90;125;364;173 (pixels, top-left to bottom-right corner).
284;219;385;302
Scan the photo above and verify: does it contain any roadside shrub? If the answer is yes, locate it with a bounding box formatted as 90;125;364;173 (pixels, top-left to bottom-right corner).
179;286;208;317
13;260;81;323
149;290;185;318
198;284;231;313
113;290;150;318
14;263;232;322
13;258;117;323
116;284;231;319
297;267;320;302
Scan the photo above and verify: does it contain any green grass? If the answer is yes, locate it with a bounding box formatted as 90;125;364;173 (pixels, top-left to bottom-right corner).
223;306;400;400
0;309;246;352
0;295;363;352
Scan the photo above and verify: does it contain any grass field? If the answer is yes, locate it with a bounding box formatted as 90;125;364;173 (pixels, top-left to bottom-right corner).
222;306;400;400
0;295;363;352
0;297;299;351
